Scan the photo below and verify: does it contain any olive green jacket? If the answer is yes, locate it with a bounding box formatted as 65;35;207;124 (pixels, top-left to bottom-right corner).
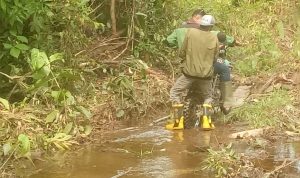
180;28;219;78
167;29;235;48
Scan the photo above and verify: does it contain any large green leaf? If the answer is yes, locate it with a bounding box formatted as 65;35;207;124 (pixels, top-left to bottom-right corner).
51;90;75;105
29;48;51;79
65;91;75;105
15;43;30;51
18;134;31;156
75;106;92;119
0;97;10;110
45;110;59;123
3;43;13;49
84;125;92;135
16;36;28;43
51;90;60;102
49;53;64;62
63;122;73;134
10;47;21;58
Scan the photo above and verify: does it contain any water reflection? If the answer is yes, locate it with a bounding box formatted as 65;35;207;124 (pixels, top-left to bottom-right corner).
28;126;300;178
274;142;300;172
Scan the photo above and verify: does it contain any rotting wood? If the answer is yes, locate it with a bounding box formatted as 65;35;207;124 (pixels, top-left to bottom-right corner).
257;74;277;94
229;127;271;139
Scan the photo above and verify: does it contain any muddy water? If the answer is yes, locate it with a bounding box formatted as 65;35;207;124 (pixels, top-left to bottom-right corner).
29;125;226;178
27;123;300;178
26;86;300;178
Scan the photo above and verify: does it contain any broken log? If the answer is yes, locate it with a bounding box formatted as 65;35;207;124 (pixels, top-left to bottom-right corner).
257;75;277;94
285;131;300;137
149;115;170;126
229;127;271;139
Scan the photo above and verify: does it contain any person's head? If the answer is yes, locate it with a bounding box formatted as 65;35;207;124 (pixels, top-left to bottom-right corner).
191;9;206;22
199;15;215;31
217;32;226;44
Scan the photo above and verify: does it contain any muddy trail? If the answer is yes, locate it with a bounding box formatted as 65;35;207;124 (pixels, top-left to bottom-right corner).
16;86;300;178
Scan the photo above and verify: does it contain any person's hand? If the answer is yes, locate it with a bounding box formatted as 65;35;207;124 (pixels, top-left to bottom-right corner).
219;44;225;49
234;40;245;46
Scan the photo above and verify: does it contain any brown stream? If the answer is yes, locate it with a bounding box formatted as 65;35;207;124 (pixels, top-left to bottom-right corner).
23;123;300;178
20;86;300;178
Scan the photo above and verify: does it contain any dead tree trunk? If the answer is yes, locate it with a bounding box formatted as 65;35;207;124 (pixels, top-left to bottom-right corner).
110;0;117;35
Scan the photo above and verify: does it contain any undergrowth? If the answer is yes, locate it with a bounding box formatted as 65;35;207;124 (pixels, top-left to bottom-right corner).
227;90;291;128
202;143;240;177
201;143;265;178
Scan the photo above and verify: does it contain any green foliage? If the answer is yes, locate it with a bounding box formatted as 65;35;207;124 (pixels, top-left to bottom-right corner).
29;48;51;80
0;48;92;166
0;97;10;110
0;0;99;92
170;0;297;76
17;134;31;157
202;143;239;177
100;59;169;119
227;90;291;128
44;133;75;150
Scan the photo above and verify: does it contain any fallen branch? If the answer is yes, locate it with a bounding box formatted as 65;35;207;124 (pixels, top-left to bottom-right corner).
149;115;170;126
264;158;300;177
74;37;127;56
0;147;17;171
89;1;104;15
119;127;139;131
285;131;300;137
257;74;277;94
111;167;132;178
74;50;86;57
0;71;23;80
90;42;125;52
229;127;271;139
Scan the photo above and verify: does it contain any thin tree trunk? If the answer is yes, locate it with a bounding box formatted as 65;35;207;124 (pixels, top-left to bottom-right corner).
110;0;117;35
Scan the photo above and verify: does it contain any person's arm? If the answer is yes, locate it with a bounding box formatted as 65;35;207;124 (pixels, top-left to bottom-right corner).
179;30;189;58
225;35;235;47
214;40;220;62
166;30;178;48
225;35;243;47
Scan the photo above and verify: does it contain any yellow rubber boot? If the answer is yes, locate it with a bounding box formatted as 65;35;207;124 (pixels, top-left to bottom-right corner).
208;117;215;129
166;103;184;130
166;116;184;130
202;115;212;130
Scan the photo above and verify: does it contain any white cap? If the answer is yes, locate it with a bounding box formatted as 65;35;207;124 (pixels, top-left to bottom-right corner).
200;15;215;26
